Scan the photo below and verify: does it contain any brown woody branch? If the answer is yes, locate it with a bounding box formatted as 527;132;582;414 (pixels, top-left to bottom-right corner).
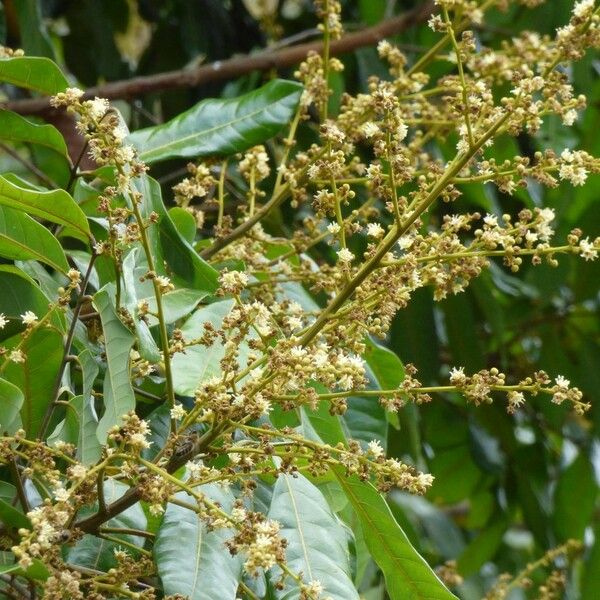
2;1;435;117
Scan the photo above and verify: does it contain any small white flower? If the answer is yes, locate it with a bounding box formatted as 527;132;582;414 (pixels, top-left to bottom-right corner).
336;248;355;263
20;311;37;326
362;121;380;138
0;313;7;329
9;349;25;364
367;440;384;459
555;375;570;389
327;222;341;235
170;403;187;420
366;222;385;238
579;238;598;261
449;366;467;385
562;109;578;126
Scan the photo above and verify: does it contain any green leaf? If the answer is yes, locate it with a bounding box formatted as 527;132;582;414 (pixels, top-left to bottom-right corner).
47;395;101;465
3;327;64;439
0;56;68;95
13;0;57;59
0;205;69;273
129;79;303;163
0;110;69;159
268;473;359;600
136;175;218;294
334;472;457;600
0;265;63;341
155;485;242;599
171;299;254;395
144;289;208;325
456;516;509;576
94;289;136;443
168;206;197;244
552;452;597;541
0;377;24;434
0;498;31;531
0;175;90;240
122;249;161;363
582;521;600;599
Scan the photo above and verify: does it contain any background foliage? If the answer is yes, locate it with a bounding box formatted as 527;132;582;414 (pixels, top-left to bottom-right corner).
0;1;599;599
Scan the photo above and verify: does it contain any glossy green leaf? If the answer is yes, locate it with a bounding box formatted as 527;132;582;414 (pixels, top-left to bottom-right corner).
334;472;457;600
0;110;69;159
0;175;90;240
0;377;24;434
268;473;359;600
169;206;197;244
129;79;303;163
0;265;63;341
0;56;68;95
3;327;64;439
155;485;242;599
0;205;69;273
0;498;31;531
94;289;136;443
136;175;218;294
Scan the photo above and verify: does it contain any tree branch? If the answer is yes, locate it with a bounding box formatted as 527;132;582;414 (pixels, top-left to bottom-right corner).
2;2;435;117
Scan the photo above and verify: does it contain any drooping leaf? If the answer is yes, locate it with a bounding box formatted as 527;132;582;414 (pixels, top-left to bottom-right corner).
122;248;161;363
47;395;101;465
0;265;63;341
0;56;68;95
0;205;69;273
136;175;219;294
0;499;31;531
0;110;69;160
334;471;457;600
3;326;64;439
0;377;24;434
94;289;136;443
155;485;242;600
268;473;359;600
129;79;303;163
0;175;91;240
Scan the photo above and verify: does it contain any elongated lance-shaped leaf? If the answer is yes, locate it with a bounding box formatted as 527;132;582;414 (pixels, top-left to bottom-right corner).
47;349;101;463
0;175;91;240
135;174;219;294
94;289;136;443
155;485;242;600
0;205;69;273
0;56;68;95
0;377;24;434
268;473;359;600
3;327;64;439
129;79;303;163
333;471;458;600
0;110;69;159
